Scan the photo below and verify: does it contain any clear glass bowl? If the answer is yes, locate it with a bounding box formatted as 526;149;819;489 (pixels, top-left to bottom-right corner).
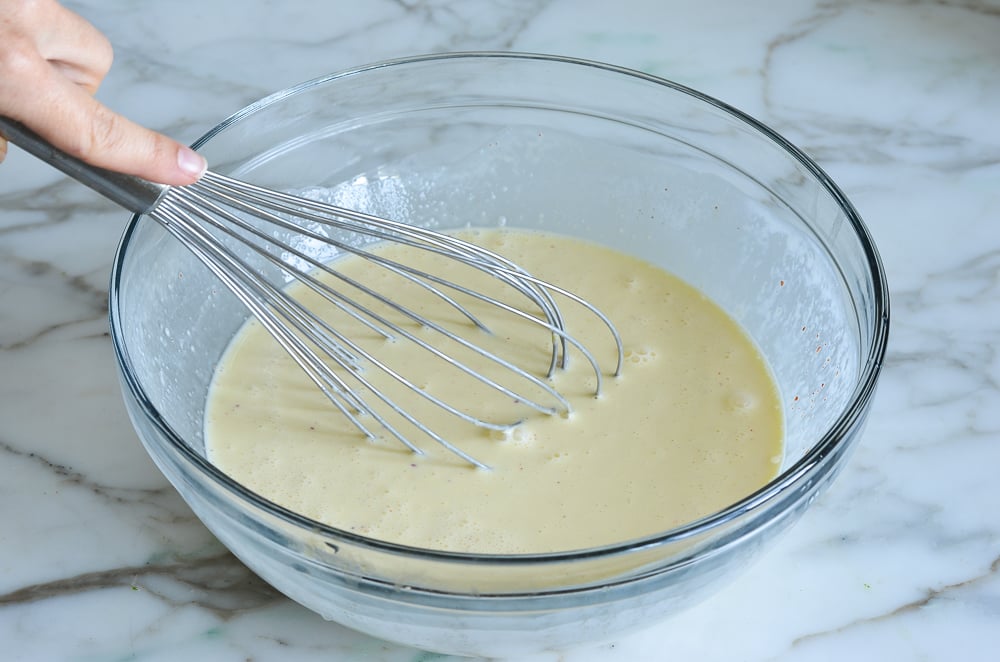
109;53;889;657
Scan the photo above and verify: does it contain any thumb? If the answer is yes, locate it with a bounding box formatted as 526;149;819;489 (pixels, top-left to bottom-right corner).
17;69;206;186
69;100;208;185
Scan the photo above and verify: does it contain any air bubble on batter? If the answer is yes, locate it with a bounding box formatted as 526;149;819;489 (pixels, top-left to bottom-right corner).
724;389;758;412
509;426;535;446
489;425;535;446
624;347;657;365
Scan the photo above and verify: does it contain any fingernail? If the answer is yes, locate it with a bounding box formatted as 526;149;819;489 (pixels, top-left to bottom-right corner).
177;146;207;179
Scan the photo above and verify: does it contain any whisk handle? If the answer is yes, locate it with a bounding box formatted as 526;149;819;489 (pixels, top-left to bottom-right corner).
0;115;168;215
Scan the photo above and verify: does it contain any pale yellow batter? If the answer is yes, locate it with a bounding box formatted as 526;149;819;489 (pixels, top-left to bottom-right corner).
205;229;783;554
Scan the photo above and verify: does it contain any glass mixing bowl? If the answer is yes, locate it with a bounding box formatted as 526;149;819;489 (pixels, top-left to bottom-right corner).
110;53;889;657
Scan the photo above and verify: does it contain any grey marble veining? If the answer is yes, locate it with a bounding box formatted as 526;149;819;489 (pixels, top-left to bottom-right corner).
1;0;998;660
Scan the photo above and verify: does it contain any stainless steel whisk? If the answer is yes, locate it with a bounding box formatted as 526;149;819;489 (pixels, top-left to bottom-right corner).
0;116;623;468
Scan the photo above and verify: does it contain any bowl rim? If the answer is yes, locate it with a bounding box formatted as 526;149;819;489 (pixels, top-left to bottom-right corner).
109;51;890;566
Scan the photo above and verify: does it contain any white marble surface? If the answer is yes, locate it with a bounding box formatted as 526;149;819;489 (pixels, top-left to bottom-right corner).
1;0;998;660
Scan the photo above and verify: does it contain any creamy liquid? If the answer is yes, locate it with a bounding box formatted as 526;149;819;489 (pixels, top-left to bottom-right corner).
205;229;783;553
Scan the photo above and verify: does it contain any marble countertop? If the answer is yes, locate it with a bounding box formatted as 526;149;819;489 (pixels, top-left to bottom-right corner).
2;1;998;660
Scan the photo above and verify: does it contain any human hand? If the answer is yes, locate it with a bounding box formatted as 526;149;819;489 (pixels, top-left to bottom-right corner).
0;0;205;185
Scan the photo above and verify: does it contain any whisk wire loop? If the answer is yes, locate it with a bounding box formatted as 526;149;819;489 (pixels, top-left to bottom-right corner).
156;174;625;467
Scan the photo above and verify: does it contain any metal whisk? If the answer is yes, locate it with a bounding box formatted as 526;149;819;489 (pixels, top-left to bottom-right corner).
0;116;622;468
